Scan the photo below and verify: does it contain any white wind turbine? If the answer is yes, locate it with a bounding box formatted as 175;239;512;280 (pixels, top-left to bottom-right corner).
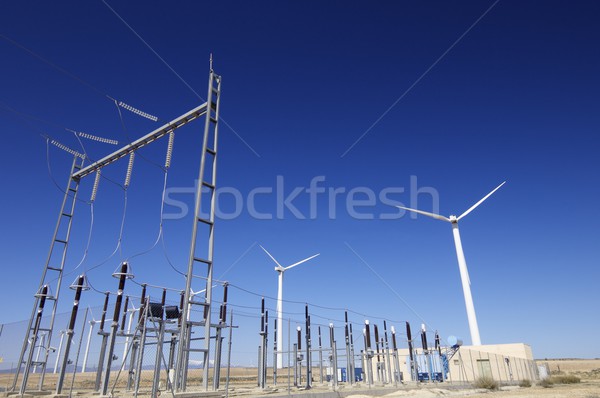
260;245;320;369
397;181;505;346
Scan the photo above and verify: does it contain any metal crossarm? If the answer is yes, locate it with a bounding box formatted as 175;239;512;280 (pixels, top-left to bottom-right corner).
72;102;209;180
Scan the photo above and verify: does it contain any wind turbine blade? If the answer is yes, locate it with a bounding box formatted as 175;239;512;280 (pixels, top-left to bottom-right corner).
260;245;284;268
466;266;471;286
190;284;216;296
457;181;506;221
396;206;450;222
284;253;320;271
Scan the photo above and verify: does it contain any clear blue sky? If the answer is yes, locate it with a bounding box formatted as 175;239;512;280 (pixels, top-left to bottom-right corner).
1;1;599;364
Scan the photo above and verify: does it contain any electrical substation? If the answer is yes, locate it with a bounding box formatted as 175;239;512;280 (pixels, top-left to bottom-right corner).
0;62;540;398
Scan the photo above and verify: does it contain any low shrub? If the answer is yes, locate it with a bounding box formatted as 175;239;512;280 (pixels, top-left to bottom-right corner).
538;378;553;388
518;379;531;387
473;376;499;390
550;374;581;384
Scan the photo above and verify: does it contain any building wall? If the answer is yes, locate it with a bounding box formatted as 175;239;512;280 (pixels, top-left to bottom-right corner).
359;343;538;383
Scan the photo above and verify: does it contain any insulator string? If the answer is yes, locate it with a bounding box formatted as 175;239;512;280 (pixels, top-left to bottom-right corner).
118;101;158;122
77;131;119;145
124;152;135;188
50;139;85;159
165;131;174;169
90;170;101;202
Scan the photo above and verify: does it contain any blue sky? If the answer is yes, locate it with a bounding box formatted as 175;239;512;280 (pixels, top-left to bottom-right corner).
1;0;599;364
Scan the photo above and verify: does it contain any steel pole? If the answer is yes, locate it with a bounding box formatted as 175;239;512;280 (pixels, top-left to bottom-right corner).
329;324;337;388
318;326;323;383
225;311;234;398
384;321;393;384
305;306;311;389
101;263;130;395
344;312;352;385
95;292;110;390
56;275;85;394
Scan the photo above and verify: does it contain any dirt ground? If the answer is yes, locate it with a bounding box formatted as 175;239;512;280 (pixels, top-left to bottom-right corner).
2;358;599;397
383;380;600;398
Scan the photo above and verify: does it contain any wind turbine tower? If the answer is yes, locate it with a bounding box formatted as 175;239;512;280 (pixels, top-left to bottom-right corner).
397;181;505;346
260;246;319;369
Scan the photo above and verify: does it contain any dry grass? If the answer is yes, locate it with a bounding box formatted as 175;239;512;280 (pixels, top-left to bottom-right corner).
473;375;499;390
518;379;531;387
550;374;581;384
537;374;581;388
537;359;600;380
538;378;553;388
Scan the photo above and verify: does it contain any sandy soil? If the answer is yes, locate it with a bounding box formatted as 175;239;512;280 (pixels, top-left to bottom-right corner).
2;359;598;397
382;380;600;397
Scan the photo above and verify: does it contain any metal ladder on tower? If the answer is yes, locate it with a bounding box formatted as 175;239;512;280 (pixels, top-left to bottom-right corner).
12;155;84;394
175;63;222;392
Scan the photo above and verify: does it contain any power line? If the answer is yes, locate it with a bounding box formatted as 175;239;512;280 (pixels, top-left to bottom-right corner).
99;1;261;158
1;34;161;125
227;283;409;325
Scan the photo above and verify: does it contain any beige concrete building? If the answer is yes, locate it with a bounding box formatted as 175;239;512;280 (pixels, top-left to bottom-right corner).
361;343;538;384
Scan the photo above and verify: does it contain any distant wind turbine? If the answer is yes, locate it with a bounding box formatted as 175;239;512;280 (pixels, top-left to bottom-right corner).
260;245;320;369
397;181;505;346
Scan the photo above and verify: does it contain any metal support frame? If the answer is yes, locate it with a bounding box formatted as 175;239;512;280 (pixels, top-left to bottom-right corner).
390;326;401;385
349;323;356;383
318;327;324;383
364;321;374;387
304;306;311;389
100;263;131;395
328;324;338;388
374;325;383;383
272;317;278;386
94;293;110;391
224;311;236;398
262;312;268;388
14;64;219;396
175;65;221;392
56;275;86;394
12;155;84;394
257;298;267;389
420;325;433;383
151;315;166;398
406;322;417;381
134;302;149;394
212;283;228;390
293;343;298;387
344;313;353;385
383;322;392;385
